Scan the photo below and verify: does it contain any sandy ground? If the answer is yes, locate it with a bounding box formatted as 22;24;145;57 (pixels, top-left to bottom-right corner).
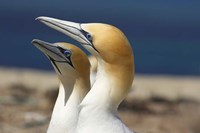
0;67;200;133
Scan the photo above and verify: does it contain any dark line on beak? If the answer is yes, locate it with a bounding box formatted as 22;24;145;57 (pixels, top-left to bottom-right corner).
48;56;62;75
92;44;99;53
40;19;93;49
81;42;99;53
40;19;80;37
68;57;74;68
39;19;99;53
33;41;64;59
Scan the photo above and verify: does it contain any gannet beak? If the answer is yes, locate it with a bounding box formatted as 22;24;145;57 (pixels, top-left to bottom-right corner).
36;17;93;47
32;39;70;63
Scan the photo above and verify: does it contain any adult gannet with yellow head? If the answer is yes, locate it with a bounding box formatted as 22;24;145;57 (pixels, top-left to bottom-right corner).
36;17;135;133
32;39;90;133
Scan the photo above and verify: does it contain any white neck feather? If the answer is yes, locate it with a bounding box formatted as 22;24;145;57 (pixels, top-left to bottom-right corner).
47;78;75;133
47;77;89;133
80;59;128;110
76;61;134;133
80;67;118;111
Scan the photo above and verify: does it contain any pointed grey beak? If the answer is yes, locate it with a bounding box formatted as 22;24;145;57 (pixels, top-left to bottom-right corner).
32;39;68;62
36;16;92;46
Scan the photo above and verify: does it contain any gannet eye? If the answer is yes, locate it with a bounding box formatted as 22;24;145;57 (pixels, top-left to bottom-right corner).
64;50;71;58
86;33;92;41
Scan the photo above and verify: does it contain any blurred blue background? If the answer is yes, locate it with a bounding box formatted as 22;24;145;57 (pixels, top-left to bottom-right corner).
0;0;200;75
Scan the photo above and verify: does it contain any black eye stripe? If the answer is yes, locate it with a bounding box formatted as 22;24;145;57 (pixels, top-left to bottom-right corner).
57;47;66;53
80;29;92;42
57;47;71;56
80;29;100;53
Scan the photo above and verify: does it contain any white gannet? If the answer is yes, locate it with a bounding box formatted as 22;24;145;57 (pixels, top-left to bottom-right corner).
36;17;135;133
88;55;97;86
32;39;90;133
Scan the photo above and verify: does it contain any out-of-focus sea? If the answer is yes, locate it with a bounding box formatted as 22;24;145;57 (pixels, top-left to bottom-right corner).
0;1;200;75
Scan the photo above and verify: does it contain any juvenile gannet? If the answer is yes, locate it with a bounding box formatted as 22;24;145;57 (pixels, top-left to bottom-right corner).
32;39;90;133
36;17;135;133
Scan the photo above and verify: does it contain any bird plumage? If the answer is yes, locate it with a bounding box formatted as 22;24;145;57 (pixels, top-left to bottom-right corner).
36;17;135;133
78;24;134;133
88;55;97;86
32;40;90;133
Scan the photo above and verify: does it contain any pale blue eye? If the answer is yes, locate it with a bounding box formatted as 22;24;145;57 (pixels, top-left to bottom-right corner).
64;50;71;57
86;33;92;41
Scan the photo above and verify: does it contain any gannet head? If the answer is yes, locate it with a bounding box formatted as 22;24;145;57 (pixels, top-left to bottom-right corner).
36;17;133;65
36;17;134;105
32;39;90;83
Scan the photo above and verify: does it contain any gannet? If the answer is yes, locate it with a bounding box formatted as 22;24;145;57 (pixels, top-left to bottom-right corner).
32;39;90;133
36;17;135;133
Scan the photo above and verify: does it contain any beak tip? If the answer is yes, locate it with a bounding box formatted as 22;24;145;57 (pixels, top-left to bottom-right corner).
35;16;46;21
35;17;40;21
31;39;36;44
31;39;40;45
